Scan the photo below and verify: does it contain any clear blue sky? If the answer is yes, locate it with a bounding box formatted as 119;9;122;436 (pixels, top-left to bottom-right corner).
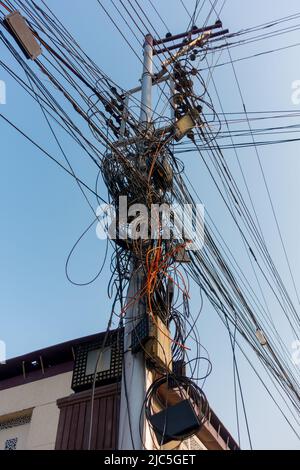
0;0;300;450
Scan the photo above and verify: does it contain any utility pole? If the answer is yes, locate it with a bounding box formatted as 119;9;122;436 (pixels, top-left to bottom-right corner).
118;22;228;451
118;34;154;451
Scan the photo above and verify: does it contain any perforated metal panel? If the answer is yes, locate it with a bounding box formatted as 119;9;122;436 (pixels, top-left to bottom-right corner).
131;315;152;353
71;329;123;392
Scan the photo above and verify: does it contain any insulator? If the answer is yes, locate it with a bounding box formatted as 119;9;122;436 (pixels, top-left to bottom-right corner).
182;104;190;113
115;102;124;112
187;130;195;141
173;93;184;105
180;76;192;88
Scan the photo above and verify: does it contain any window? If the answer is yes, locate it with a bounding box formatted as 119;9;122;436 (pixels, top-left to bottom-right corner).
85;347;112;375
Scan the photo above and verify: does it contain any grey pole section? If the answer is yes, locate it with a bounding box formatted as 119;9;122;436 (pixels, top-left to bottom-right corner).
140;34;153;125
118;34;153;451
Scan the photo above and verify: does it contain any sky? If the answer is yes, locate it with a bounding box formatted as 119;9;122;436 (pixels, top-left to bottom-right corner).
0;0;300;450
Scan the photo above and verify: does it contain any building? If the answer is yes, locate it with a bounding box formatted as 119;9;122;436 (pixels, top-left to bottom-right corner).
0;331;238;450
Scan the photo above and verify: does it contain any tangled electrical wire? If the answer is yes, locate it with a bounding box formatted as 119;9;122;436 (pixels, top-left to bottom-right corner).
1;0;300;448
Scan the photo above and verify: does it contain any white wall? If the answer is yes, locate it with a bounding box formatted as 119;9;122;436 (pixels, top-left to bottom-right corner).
0;422;31;450
0;372;73;450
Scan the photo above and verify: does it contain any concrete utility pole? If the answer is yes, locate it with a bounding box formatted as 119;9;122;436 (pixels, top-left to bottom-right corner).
118;22;228;450
140;34;153;125
118;34;154;451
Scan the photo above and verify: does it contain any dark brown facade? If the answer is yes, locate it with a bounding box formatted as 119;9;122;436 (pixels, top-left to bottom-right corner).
55;383;120;450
